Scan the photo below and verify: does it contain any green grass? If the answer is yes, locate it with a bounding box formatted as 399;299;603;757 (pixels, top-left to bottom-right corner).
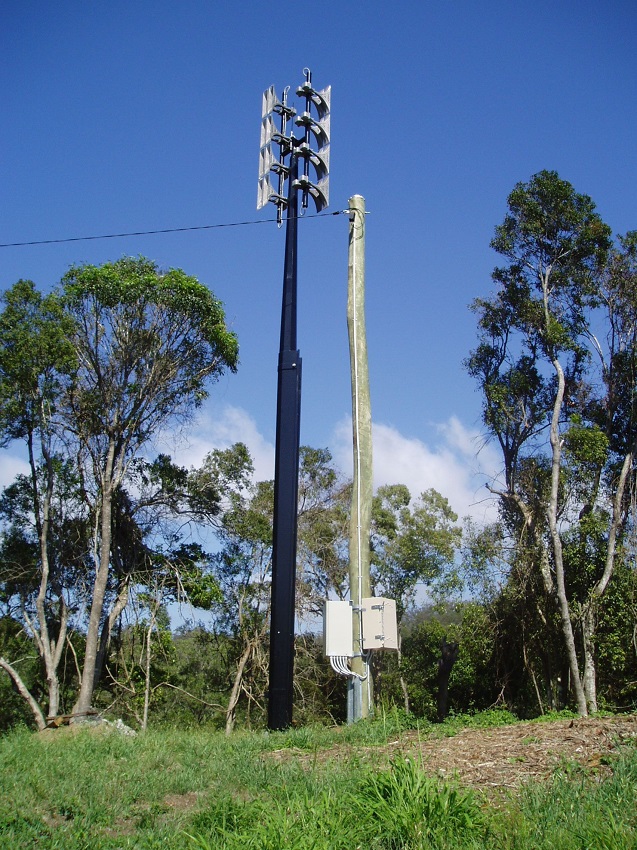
0;713;635;849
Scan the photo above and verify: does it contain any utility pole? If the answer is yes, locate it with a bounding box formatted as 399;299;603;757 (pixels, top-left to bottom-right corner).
347;195;372;721
323;199;396;717
268;153;301;731
258;70;330;730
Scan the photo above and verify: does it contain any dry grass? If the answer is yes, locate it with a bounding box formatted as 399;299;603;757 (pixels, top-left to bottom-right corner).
268;714;637;798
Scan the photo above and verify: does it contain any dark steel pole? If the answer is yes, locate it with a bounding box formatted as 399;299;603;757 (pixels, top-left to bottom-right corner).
268;154;301;730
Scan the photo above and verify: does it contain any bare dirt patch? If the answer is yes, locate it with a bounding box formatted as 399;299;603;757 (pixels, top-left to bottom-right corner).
395;715;637;794
163;790;202;813
270;715;637;797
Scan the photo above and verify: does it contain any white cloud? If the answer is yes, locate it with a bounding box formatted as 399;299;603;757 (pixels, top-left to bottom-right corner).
2;409;499;526
159;405;275;482
0;408;274;501
163;407;501;523
332;416;499;523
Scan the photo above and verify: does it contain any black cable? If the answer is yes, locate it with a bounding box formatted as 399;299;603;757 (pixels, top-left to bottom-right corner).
0;210;346;249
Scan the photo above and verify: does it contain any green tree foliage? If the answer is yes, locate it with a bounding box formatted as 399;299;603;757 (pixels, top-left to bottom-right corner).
204;445;349;732
0;617;41;731
0;280;76;443
0;258;238;726
369;485;461;714
592;560;637;709
0;282;79;728
371;485;461;622
381;603;496;720
468;170;637;714
296;447;350;615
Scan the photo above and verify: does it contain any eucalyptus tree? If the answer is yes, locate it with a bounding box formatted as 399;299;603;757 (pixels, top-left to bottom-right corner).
295;447;350;617
0;281;77;728
371;485;461;623
215;475;273;734
467;170;637;714
203;445;350;732
60;257;238;718
107;541;222;730
0;258;238;727
370;484;461;712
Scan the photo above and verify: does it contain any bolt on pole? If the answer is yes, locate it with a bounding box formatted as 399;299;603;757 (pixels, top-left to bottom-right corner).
257;70;331;730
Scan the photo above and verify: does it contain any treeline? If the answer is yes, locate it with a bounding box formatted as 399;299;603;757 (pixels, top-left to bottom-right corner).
2;171;637;733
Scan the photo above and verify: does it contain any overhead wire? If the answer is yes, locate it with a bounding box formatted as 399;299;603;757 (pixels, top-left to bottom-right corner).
0;209;346;249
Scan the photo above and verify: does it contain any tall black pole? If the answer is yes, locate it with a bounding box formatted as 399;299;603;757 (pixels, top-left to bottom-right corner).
268;154;301;730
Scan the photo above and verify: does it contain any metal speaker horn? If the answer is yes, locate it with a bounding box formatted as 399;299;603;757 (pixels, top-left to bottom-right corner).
262;85;279;117
260;114;277;149
297;142;330;181
293;174;330;213
296;83;331;120
257;174;274;210
258;144;276;180
295;111;330;150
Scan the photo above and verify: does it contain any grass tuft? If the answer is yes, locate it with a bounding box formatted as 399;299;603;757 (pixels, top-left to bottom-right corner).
352;755;486;849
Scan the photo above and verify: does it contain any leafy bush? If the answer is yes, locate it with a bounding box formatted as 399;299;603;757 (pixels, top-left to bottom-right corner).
399;604;498;720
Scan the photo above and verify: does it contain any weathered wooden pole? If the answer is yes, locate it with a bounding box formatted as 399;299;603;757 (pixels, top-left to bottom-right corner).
347;194;373;720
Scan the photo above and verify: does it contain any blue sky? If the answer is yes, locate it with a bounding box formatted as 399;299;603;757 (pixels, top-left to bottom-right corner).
2;0;636;522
